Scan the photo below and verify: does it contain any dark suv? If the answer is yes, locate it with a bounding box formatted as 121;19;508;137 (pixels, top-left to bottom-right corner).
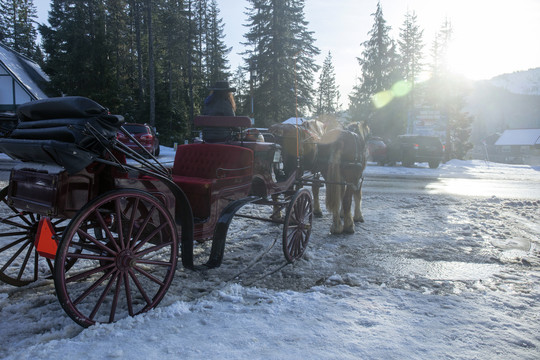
388;135;444;168
117;123;160;156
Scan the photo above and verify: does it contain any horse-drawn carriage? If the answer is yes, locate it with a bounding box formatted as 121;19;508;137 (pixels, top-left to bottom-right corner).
0;96;368;327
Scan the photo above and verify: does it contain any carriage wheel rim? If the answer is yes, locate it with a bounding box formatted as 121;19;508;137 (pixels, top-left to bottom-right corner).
54;189;178;327
283;189;312;263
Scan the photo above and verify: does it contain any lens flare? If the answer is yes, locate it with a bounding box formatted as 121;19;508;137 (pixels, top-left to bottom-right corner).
371;80;412;109
392;80;412;97
372;90;394;109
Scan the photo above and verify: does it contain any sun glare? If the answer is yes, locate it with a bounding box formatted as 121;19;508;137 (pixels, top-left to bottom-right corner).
372;80;412;109
440;0;539;80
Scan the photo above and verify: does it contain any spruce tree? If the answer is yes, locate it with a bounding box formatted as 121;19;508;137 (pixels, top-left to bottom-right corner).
398;10;424;109
448;95;474;159
349;1;402;139
153;0;193;143
40;0;115;103
315;51;340;117
0;1;7;43
424;19;473;161
205;0;231;86
230;65;250;116
38;0;228;145
0;0;39;60
243;0;320;127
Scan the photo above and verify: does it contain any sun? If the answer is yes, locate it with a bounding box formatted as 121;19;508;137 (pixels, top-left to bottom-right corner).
441;0;540;81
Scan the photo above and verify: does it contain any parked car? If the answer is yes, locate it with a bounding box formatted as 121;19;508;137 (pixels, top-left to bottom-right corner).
367;136;387;165
117;123;160;156
388;135;444;168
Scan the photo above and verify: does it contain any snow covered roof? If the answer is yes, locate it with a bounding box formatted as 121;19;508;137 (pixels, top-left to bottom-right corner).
282;117;307;125
494;129;540;146
0;42;50;101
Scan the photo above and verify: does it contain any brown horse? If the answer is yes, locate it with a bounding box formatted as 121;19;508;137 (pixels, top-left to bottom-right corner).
316;121;370;234
269;120;369;234
268;120;324;220
268;119;325;177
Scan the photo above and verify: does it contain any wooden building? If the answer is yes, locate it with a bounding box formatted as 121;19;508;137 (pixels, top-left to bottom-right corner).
0;43;49;112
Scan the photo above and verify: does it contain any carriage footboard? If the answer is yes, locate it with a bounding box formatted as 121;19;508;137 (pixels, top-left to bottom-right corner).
182;196;260;270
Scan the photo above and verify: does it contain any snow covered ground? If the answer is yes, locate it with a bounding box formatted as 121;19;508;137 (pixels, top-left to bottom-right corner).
0;147;539;359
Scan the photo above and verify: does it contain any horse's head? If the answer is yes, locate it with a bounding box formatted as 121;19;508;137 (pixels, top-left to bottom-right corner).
269;123;294;138
347;121;370;141
268;121;321;172
301;119;325;141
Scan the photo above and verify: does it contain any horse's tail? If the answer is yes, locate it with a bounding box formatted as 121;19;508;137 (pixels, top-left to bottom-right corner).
325;142;343;214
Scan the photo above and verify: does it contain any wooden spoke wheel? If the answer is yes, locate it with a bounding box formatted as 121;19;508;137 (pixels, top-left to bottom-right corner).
282;189;313;263
0;186;68;287
54;189;178;327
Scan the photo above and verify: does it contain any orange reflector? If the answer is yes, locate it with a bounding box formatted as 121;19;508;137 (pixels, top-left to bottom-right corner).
35;217;57;259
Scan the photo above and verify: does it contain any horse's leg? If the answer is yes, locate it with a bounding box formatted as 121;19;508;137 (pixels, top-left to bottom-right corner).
353;186;364;223
271;194;282;221
342;186;355;234
330;209;343;235
326;139;344;235
329;182;346;234
312;173;323;217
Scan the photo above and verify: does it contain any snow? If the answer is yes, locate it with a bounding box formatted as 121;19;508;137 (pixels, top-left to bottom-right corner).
283;117;308;125
490;68;540;96
1;147;539;359
494;129;540;146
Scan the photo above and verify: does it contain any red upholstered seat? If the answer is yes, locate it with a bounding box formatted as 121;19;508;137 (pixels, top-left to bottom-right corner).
172;143;253;219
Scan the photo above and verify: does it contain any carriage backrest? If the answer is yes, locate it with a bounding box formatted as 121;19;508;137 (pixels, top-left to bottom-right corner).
193;115;252;128
172;143;253;179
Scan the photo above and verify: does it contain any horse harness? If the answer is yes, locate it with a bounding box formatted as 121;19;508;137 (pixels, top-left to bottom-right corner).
341;129;366;191
310;128;367;191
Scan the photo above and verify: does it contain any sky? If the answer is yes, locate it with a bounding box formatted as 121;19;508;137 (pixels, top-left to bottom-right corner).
35;0;540;101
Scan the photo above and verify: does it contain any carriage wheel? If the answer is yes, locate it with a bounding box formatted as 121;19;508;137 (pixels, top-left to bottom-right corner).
0;186;68;287
282;189;313;263
54;189;178;327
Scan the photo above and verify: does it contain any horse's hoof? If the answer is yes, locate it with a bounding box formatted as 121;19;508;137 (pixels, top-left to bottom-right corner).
270;214;283;221
354;216;364;223
343;227;355;234
330;226;343;235
314;210;323;218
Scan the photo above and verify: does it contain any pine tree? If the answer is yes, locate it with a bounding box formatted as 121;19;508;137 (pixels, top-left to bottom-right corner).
38;0;229;145
315;51;340;117
448;100;474;159
40;0;115;102
424;19;473;161
205;0;231;86
349;1;402;138
0;1;7;43
243;0;320;127
0;0;39;60
431;18;452;79
230;65;250;116
398;10;424;109
153;0;193;143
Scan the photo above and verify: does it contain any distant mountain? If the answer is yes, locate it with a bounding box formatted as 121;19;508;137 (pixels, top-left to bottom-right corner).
489;68;540;96
466;68;540;144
